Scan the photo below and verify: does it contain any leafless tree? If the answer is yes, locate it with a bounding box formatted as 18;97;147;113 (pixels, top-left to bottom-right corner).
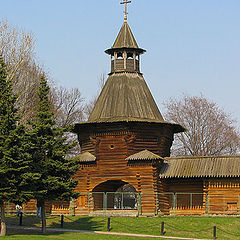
0;20;43;123
98;72;107;90
84;72;107;118
0;20;87;155
50;86;85;155
164;94;240;156
84;95;98;118
51;86;85;127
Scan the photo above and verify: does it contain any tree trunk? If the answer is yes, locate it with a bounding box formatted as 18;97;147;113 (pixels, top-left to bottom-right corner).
0;202;6;236
41;201;46;234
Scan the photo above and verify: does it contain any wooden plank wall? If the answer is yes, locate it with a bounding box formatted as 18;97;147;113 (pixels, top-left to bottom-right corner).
206;178;240;215
166;179;204;215
8;178;240;216
74;124;174;216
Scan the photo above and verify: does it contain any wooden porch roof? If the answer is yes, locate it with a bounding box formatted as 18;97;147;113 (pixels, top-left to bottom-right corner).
126;150;163;161
159;155;240;178
78;152;96;163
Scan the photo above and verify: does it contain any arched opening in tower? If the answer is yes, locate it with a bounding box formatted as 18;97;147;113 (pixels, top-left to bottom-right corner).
92;180;138;211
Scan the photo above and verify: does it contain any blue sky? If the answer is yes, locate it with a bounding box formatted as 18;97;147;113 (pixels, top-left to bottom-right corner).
1;0;240;124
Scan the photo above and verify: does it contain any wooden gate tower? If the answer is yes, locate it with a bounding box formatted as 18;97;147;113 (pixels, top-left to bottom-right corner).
73;1;184;215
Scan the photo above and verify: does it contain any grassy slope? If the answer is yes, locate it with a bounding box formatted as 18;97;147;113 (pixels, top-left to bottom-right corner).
6;215;240;240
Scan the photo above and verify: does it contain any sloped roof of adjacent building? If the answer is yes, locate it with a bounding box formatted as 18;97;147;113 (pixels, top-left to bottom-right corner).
126;150;163;161
159;155;240;178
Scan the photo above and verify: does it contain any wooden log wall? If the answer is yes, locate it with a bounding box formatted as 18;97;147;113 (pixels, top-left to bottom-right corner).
4;200;53;214
159;178;240;215
74;122;175;216
127;123;174;158
205;178;240;215
10;178;240;216
166;179;204;215
156;180;172;215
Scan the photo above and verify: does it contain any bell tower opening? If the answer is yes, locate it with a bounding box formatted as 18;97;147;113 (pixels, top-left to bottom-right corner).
110;49;141;73
105;3;146;75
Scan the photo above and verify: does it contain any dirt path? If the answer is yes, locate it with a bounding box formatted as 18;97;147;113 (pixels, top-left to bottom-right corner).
8;225;210;240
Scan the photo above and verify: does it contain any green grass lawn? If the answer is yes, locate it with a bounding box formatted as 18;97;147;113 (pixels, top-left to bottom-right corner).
5;215;240;240
2;231;160;240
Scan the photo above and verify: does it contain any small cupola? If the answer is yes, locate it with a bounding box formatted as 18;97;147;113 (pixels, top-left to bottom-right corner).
105;1;146;74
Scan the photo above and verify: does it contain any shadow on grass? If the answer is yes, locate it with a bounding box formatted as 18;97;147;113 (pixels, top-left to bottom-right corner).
6;215;106;237
6;215;41;227
49;216;106;231
7;228;64;236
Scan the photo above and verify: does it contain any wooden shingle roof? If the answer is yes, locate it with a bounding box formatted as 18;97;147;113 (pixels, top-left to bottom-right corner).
159;155;240;178
112;21;138;49
126;150;163;161
74;21;184;135
77;71;184;133
105;22;145;55
79;152;96;163
88;72;166;123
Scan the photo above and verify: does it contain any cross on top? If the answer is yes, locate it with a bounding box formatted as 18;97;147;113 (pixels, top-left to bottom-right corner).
120;0;132;22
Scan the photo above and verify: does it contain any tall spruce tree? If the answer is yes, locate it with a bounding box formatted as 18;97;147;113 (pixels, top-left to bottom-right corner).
28;75;79;233
0;57;32;236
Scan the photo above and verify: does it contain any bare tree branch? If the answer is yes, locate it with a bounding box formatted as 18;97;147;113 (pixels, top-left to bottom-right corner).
50;86;85;156
84;72;107;119
163;94;240;156
50;86;85;128
0;20;43;123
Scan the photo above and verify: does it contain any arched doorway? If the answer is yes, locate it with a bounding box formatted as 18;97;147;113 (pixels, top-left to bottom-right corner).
92;180;138;211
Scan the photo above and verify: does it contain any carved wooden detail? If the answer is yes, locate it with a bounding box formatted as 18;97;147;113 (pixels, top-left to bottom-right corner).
124;134;136;144
89;136;101;154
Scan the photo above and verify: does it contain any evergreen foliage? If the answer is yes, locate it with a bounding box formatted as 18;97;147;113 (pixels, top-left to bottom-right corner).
0;56;32;203
28;75;79;204
0;56;33;236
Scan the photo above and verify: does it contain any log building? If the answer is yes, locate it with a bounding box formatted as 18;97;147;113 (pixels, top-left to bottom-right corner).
7;2;240;216
70;6;240;216
72;16;183;216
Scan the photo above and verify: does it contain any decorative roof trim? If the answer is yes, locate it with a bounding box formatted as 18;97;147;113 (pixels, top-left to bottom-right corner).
105;47;146;55
74;120;185;134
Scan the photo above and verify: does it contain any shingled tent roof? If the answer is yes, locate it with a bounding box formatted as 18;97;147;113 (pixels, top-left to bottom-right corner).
113;21;138;48
126;150;163;161
159;155;240;178
75;21;184;134
105;22;145;54
89;21;162;124
88;72;173;124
